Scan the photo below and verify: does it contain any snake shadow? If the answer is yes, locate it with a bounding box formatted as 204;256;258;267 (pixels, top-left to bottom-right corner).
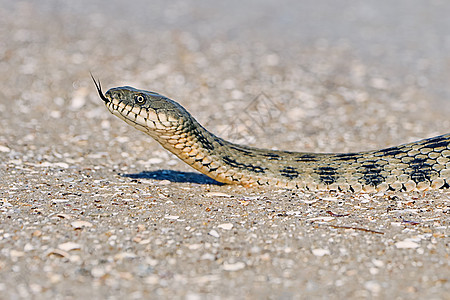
122;169;224;185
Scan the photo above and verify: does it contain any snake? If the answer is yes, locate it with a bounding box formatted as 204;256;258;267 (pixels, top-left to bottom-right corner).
92;75;450;192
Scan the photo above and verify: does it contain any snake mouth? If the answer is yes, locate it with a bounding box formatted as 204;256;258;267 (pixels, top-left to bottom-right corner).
90;73;109;103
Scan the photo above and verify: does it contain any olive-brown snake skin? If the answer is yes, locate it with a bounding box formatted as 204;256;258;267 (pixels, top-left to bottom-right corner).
92;76;450;192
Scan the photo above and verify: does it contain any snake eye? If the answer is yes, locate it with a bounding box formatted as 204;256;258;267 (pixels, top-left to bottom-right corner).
135;94;146;105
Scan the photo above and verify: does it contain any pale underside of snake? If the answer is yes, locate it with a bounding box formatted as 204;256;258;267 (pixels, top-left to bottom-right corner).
92;76;450;193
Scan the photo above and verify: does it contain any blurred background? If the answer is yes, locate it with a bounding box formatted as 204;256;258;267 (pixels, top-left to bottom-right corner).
1;0;450;156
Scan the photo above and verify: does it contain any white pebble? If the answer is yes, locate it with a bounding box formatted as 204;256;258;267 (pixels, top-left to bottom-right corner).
307;216;335;222
53;199;69;203
311;248;330;256
144;275;159;284
146;157;164;164
70;96;86;110
0;145;10;153
223;261;245;271
188;244;202;250
320;196;339;201
218;223;233;230
371;259;384;268
71;220;93;228
54;162;69;168
200;253;215;261
395;239;420;249
9;250;25;258
23;243;34;252
114;252;137;261
206;192;232;198
58;242;81;252
364;281;382;294
209;230;220;238
91;267;105;278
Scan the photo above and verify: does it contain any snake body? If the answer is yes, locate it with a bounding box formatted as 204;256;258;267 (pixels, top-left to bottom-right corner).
92;77;450;192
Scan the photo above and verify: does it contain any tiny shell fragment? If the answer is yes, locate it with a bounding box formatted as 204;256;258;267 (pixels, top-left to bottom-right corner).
209;230;220;238
218;223;233;230
311;248;330;256
58;242;81;252
205;192;232;197
395;240;420;249
71;220;93;228
223;262;245;271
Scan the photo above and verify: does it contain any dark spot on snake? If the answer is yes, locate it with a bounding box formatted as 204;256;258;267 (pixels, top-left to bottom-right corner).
279;166;300;179
222;156;266;173
374;146;404;157
360;162;384;187
228;145;255;157
195;130;214;151
316;166;337;185
333;153;359;162
406;157;435;183
422;139;449;150
295;154;319;162
215;137;225;146
262;153;281;160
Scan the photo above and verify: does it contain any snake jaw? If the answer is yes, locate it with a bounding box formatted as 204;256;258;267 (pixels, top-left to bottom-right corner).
90;73;109;103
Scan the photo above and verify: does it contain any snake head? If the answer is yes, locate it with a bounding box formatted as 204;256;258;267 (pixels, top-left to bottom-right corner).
91;74;171;111
97;83;193;137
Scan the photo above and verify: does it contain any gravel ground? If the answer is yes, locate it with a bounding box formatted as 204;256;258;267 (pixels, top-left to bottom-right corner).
0;1;449;299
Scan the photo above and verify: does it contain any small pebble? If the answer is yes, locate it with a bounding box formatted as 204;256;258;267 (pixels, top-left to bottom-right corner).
395;240;420;249
23;243;34;252
31;230;42;237
71;220;93;228
311;248;330;256
209;230;220;238
364;281;382;294
223;261;246;271
114;252;137;261
9;250;24;259
144;275;159;285
218;223;233;230
47;249;70;258
146;158;164;164
0;145;10;152
200;253;215;261
158;180;172;185
91;267;106;278
58;242;81;252
205;192;232;197
307;216;335;222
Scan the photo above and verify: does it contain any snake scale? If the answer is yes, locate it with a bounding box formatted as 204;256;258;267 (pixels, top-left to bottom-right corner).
92;76;450;192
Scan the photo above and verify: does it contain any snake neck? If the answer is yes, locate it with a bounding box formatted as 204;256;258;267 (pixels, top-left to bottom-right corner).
154;113;450;191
